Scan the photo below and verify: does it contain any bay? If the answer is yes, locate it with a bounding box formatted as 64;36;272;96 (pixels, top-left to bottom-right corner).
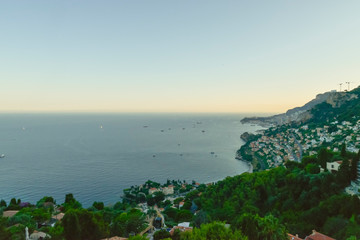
0;113;265;206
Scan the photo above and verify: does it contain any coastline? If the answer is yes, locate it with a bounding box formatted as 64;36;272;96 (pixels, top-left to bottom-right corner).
236;121;271;173
235;155;253;174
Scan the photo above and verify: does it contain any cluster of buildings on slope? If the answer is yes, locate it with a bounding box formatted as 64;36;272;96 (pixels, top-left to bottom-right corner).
246;119;360;169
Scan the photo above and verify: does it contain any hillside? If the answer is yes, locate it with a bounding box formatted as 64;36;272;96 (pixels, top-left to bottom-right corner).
241;88;359;126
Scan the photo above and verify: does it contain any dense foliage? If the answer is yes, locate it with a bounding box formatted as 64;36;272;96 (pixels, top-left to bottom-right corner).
195;149;360;239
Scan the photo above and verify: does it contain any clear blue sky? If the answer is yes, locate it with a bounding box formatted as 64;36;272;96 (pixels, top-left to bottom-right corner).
1;1;360;113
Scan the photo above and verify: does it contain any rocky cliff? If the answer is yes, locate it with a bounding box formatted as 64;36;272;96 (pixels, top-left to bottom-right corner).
241;90;358;126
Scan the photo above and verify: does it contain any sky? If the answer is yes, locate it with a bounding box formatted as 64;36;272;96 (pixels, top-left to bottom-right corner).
1;1;360;113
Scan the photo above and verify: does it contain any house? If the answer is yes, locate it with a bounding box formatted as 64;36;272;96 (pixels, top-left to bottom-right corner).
288;230;335;240
30;231;51;240
162;185;174;195
327;161;342;173
149;188;160;195
288;233;302;240
179;201;185;209
52;212;65;221
178;222;190;227
304;230;335;240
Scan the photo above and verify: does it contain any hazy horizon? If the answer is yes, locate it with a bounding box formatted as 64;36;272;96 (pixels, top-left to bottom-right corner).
1;1;359;113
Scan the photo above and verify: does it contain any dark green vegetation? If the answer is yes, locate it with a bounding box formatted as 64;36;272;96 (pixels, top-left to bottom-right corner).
0;194;146;240
196;148;360;239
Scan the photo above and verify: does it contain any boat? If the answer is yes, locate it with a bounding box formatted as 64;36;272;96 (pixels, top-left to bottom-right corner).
0;154;5;158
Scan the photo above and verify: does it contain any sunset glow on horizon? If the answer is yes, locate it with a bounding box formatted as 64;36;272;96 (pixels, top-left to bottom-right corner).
1;1;360;113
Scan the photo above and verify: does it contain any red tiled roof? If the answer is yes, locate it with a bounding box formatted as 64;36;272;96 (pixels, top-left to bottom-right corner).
52;213;65;221
288;233;303;240
305;230;335;240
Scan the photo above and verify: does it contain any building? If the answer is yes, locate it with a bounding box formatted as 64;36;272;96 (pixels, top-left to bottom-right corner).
304;230;335;240
162;185;174;195
149;188;160;195
326;161;342;173
288;230;335;240
30;231;51;240
288;233;302;240
178;222;190;227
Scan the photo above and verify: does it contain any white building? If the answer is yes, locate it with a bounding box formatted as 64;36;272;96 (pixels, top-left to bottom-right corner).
327;161;342;173
162;185;174;195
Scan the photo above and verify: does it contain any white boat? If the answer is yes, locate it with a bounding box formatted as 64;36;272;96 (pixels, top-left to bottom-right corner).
0;154;5;158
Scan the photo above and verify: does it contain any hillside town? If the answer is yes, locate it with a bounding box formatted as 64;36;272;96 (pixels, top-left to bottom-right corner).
242;118;360;170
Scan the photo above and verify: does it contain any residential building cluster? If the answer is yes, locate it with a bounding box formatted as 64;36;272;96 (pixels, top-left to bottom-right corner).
246;119;360;169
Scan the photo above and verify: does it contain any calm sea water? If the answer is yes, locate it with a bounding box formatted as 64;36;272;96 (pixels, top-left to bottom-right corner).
0;113;264;206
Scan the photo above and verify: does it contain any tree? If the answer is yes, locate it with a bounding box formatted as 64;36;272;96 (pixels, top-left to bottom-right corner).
323;217;348;239
181;222;247;240
193;210;211;228
176;209;193;222
93;201;104;210
111;212;128;237
153;229;171;240
337;158;351;186
0;200;6;208
36;196;55;208
341;143;347;157
0;217;11;240
235;213;260;240
65;193;75;204
350;150;360;180
172;228;181;240
10;198;17;206
258;215;288;240
32;208;51;223
62;210;81;240
111;209;146;237
306;164;320;174
49;223;65;240
63;193;82;211
318;148;329;169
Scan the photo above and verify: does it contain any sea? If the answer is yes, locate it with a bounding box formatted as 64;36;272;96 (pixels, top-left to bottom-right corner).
0;113;266;206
